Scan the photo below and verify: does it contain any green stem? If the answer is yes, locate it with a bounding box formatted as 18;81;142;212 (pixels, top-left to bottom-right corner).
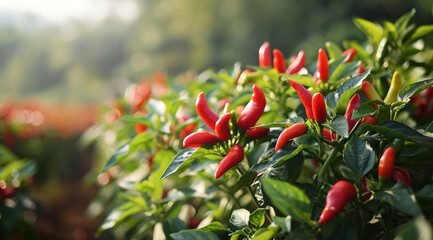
318;144;341;182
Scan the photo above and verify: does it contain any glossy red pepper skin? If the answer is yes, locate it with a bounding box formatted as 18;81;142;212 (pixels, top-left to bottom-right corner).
318;180;357;224
323;129;337;141
238;85;266;131
259;41;272;68
135;123;148;134
215;145;244;178
215;112;232;141
275;123;307;152
342;48;357;63
317;48;329;82
179;115;197;139
344;94;361;133
196;93;220;131
361;116;378;125
312;93;327;123
360;81;382;101
183;131;217;148
286;50;306;74
391;166;411;187
273;49;286;73
288;80;314;120
246;124;270;140
378;147;395;178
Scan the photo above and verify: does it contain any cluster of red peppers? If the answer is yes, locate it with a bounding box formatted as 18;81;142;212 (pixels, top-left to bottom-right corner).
259;41;306;75
184;85;269;178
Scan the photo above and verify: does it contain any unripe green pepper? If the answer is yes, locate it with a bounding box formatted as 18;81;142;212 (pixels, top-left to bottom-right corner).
383;71;402;104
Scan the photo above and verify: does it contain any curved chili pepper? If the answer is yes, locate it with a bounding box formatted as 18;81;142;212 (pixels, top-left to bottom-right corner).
273;49;286;73
238;85;266;131
342;48;357;63
317;48;329;82
288;80;314;119
361;176;372;202
246;124;270;140
135;123;148;134
215;112;232;141
286;50;306;74
183;131;217;148
323;129;337;141
275;123;307;152
360;81;382;101
312;93;327;123
391;166;411;187
356;63;367;75
319;180;357;225
378;147;395;178
215;145;244;178
384;71;402;104
344;94;361;133
361;116;378;125
179;115;197;139
259;41;272;68
196;92;220;131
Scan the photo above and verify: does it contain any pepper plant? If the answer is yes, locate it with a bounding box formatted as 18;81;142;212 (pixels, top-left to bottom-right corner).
85;9;433;239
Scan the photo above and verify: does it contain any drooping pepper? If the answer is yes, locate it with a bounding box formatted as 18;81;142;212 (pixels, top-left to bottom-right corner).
356;63;367;75
215;112;232;141
246;124;270;140
383;71;402;104
215;145;244;178
312;93;327;123
318;180;357;224
360;81;382;102
286;50;306;74
391;166;411;187
183;131;217;148
259;41;272;68
238;85;266;131
135;123;148;134
288;80;314;120
273;49;286;73
342;48;357;63
378;147;395;178
275;123;307;152
361;116;378;125
196;93;220;131
317;48;329;82
323;129;337;141
344;94;361;133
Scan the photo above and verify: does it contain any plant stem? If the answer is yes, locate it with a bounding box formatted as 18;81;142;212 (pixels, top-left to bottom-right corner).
318;144;341;182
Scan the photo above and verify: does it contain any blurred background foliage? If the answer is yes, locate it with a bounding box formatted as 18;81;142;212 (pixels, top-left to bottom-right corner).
0;0;432;102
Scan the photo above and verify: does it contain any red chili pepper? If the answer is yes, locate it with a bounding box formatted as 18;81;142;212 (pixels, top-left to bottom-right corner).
344;94;361;133
215;145;244;178
361;116;378;125
0;183;16;199
238;85;266;131
273;49;286;73
179;115;197;139
286;50;306;74
288;80;314;119
391;166;411;187
360;81;382;101
196;92;220;131
246;124;270;140
135;123;148;134
378;147;395;178
183;131;217;148
361;176;372;202
342;48;357;63
356;63;367;75
215;112;232;141
275;123;307;152
312;93;327;123
323;129;337;141
317;48;329;82
218;98;231;109
259;41;272;68
318;180;357;224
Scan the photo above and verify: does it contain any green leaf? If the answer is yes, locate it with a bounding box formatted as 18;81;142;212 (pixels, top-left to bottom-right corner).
101;143;130;173
353;18;383;44
282;74;316;88
232;171;256;192
252;144;309;173
230;209;250;228
147;98;167;116
128;132;155;154
343;136;375;178
272;216;292;232
326;70;370;114
160;148;215;180
325;41;343;60
395;216;433;240
251;225;280;239
329;61;360;83
395;9;416;33
170;230;219;240
352;102;378;119
163;218;186;240
98;202;142;232
405;25;433;44
121;115;153;126
260;178;311;223
375;182;423;217
231;90;253;107
329;116;349;138
397;78;433;102
249;208;267;228
255;117;304;129
198;222;231;232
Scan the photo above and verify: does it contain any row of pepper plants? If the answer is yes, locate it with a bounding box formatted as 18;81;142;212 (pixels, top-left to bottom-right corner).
84;9;433;239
